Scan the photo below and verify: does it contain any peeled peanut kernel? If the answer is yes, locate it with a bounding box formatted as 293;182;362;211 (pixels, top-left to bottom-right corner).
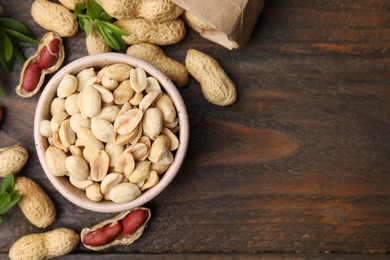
139;136;151;148
50;97;66;116
69;113;91;132
142;108;163;140
139;90;162;112
105;142;124;167
114;108;143;135
45;146;68;176
65;155;89;180
70;176;93;190
145;76;161;93
136;180;145;188
65;93;80;115
151;162;170;175
90;150;110;181
85;76;101;87
91;118;116;143
106;182;141;203
98;63;132;82
76;127;104;152
57;74;78;98
130;68;147;93
155;94;176;123
50;111;68;132
101;173;123;194
124;143;148;161
69;145;83;157
129;124;143;145
115;152;135;177
86;182;103;202
81;85;102;118
148;135;173;165
129;92;143;106
115;126;139;145
164;118;178;129
91;84;114;103
101;76;118;91
53;132;69;152
77;67;96;92
128;160;151;183
93;105;120;123
141;170;159;191
116;102;132;119
161;127;179;151
48;137;54;146
40;119;53;137
113;80;134;105
59;119;76;147
83;147;92;164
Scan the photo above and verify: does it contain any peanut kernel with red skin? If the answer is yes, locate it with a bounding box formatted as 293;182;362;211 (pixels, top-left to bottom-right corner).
82;222;123;247
122;208;149;235
37;38;60;69
22;62;42;92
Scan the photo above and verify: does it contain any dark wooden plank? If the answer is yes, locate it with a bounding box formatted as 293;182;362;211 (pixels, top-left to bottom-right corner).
0;0;389;257
1;253;389;260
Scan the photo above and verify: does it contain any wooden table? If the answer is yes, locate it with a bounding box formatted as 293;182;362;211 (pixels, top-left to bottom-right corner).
1;0;389;259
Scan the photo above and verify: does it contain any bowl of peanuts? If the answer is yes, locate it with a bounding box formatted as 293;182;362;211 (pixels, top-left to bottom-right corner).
34;53;189;213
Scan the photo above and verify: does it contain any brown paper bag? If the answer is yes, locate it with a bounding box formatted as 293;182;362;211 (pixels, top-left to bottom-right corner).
171;0;265;50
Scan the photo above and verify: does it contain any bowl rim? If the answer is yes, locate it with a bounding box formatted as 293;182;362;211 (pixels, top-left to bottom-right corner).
34;53;189;213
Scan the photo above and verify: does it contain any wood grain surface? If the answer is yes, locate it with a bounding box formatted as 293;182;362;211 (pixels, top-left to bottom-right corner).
0;0;389;258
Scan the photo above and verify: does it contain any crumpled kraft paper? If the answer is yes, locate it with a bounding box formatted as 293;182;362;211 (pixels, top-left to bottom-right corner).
171;0;265;50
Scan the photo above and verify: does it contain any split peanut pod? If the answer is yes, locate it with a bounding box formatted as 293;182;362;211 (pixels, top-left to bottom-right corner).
81;207;151;250
16;32;64;98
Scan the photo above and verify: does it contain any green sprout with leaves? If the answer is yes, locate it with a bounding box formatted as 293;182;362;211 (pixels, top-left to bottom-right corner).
0;173;22;222
74;0;129;51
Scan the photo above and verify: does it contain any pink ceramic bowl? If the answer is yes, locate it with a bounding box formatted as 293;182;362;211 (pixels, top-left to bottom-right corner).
34;53;189;213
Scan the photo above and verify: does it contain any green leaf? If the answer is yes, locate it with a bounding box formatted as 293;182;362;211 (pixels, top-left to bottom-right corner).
86;0;104;20
3;28;40;44
99;21;128;36
98;11;111;22
0;216;5;222
0;31;14;73
112;32;127;50
74;2;85;16
79;16;86;31
84;19;93;36
0;5;3;14
0;194;21;214
2;32;13;61
0;17;36;39
1;173;15;194
12;41;25;61
96;22;120;50
0;173;21;219
0;193;10;206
